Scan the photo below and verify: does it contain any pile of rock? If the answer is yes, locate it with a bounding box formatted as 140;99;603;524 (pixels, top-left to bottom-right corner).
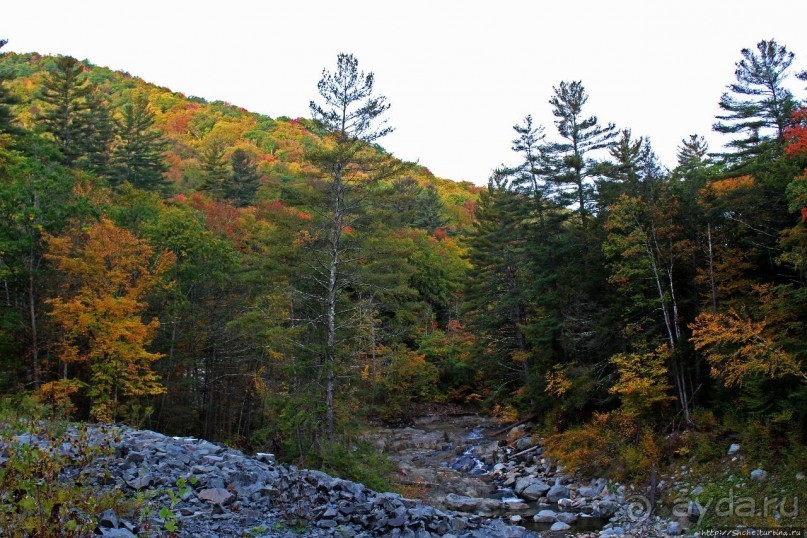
4;425;535;537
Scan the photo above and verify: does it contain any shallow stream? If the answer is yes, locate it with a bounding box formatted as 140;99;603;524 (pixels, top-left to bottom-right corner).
365;413;606;534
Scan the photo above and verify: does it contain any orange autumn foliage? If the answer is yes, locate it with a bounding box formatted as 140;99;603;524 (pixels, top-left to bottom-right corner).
706;175;755;195
44;218;175;422
690;310;806;387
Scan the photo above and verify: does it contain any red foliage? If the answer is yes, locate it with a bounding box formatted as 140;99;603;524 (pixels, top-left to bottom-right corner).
165;110;193;134
463;199;476;218
433;228;447;240
801;207;807;223
165;153;183;182
261;200;285;212
785;108;807;158
256;200;312;222
188;194;242;239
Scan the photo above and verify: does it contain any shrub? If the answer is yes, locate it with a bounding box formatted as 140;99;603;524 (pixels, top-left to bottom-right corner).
0;395;142;536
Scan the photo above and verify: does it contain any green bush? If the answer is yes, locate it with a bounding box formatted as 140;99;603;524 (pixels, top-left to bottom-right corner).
317;440;396;492
0;395;143;536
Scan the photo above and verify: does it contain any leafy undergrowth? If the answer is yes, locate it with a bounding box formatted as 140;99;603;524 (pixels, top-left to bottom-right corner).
0;395;145;536
656;411;807;530
544;407;806;531
659;439;806;531
316;439;398;493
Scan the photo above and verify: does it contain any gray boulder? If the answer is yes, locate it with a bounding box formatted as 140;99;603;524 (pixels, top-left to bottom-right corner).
197;487;234;505
578;485;598;498
443;493;479;512
520;480;551;500
533;509;557;523
666;521;683;535
750;469;768;481
547;483;570;503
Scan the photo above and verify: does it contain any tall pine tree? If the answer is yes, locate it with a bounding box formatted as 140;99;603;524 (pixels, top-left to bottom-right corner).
225;148;260;207
110;93;168;190
713;39;798;164
36;56;92;165
306;52;398;438
198;139;229;197
547;81;617;226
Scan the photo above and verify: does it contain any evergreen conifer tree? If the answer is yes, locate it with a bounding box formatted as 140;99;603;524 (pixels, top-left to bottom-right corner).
511;114;548;198
110;93;167;190
412;185;447;232
547;81;617;226
199;139;228;197
225;148;260;206
0;39;21;138
676;134;710;170
78;90;114;177
464;171;531;393
36;56;92;165
713;39;798;162
307;52;398;438
597;129;662;208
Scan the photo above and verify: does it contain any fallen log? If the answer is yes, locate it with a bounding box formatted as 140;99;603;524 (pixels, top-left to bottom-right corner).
510;444;540;460
489;414;537;437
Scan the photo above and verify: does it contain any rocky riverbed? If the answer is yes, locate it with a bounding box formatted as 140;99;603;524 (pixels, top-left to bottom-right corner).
2;416;704;537
366;414;682;537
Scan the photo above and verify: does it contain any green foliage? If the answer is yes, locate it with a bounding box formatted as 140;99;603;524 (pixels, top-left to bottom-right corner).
226;148;260;206
2;40;807;503
547;79;617;224
713;39;797;163
155;475;197;533
36;56;92;165
377;347;440;423
0;396;142;536
316;440;396;492
110;93;168;190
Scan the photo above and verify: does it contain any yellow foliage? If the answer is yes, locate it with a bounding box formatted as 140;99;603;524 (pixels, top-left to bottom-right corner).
491;404;520;423
544;411;663;480
510;350;529;363
609;345;674;418
690;310;806;387
36;379;83;417
544;412;620;476
44;218;174;422
545;365;572;397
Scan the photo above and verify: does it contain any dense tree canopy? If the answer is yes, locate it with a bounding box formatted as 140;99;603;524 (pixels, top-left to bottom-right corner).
0;38;805;493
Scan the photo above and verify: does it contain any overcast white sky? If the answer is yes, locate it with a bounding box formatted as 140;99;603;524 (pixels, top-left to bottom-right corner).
5;1;807;184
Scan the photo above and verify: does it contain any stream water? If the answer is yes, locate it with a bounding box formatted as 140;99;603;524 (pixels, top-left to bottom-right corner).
365;413;607;534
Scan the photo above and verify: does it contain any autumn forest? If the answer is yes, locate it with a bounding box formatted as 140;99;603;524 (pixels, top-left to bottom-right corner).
1;38;806;487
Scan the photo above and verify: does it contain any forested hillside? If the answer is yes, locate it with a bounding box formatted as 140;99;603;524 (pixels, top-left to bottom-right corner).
0;47;478;477
1;37;806;491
